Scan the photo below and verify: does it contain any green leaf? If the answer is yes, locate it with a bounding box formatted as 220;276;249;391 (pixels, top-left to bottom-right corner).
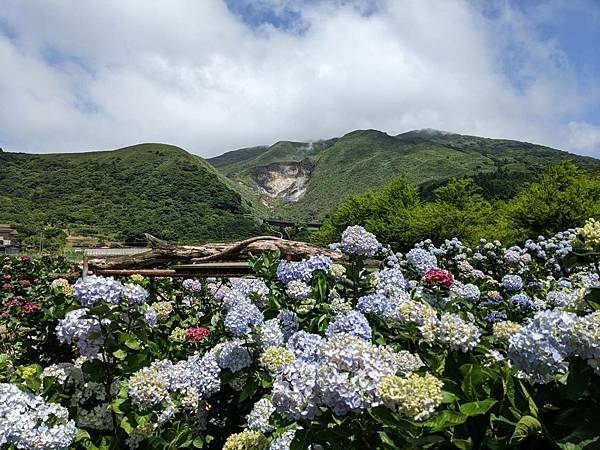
509;415;542;444
441;390;459;404
120;418;133;434
113;349;128;360
452;438;473;450
459;399;497;416
75;428;91;442
422;410;468;431
124;337;142;350
378;431;397;447
517;380;539;417
584;287;600;311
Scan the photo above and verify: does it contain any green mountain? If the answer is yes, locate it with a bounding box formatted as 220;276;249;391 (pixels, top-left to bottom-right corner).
209;129;600;221
0;143;263;247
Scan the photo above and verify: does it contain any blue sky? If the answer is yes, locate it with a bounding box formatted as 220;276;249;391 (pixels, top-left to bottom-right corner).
0;0;599;156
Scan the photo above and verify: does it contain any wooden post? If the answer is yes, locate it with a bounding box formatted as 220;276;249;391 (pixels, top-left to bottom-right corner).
82;256;89;278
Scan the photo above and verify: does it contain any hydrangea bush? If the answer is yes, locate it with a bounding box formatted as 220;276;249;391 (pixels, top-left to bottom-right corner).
1;221;600;449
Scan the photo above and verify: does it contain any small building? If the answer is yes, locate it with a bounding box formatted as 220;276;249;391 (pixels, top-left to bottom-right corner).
0;224;20;254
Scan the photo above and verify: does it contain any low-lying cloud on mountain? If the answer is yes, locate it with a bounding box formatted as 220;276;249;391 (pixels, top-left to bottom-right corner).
1;0;599;156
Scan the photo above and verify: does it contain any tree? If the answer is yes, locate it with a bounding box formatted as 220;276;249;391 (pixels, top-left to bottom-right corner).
507;161;600;237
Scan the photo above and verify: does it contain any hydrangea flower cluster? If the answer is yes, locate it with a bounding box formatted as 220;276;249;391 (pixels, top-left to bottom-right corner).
55;308;104;358
578;218;600;248
186;326;210;342
223;430;268;450
149;301;173;321
436;313;481;352
326;310;372;341
277;310;299;340
357;293;399;319
451;282;481;302
128;352;221;408
405;248;437;275
0;383;77;450
424;268;455;287
276;255;332;285
502;275;523;292
260;347;296;372
229;278;270;304
509;309;579;383
570;311;600;373
285;280;312;301
272;333;426;419
374;267;407;297
182;278;202;292
378;373;444;421
215;339;253;372
225;299;264;336
509;293;536;311
122;283;149;305
286;331;323;363
257;319;285;350
493;320;523;341
73;275;125;306
247;398;276;432
338;225;381;257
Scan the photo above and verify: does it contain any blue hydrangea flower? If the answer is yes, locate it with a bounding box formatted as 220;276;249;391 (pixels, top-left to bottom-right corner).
509;309;578;383
486;310;507;323
339;225;381;257
257;319;284;350
73;275;124;306
502;274;523;292
376;267;407;296
357;293;398;319
451;282;480;302
306;254;333;272
216;340;252;373
286;331;323;362
509;293;535;311
55;308;104;358
276;261;313;285
182;279;202;292
277;310;299;340
122;283;149;305
326;310;372;341
0;383;77;450
406;248;437;275
224;300;264;336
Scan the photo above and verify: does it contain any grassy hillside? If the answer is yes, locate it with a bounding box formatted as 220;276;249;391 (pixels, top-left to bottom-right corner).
0;144;263;246
210;129;600;221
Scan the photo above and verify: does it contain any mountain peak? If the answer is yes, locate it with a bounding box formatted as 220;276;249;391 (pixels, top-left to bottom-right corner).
397;128;459;138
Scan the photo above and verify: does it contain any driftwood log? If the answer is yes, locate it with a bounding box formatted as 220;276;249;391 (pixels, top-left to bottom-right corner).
89;234;346;269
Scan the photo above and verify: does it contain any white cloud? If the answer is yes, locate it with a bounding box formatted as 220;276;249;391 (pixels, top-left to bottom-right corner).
568;122;600;155
0;0;598;156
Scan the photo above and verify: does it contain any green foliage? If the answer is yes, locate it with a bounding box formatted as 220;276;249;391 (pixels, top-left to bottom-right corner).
314;162;600;249
507;161;600;237
0;144;264;246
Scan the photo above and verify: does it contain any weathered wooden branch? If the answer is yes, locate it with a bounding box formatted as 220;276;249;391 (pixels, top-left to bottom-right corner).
89;234;345;269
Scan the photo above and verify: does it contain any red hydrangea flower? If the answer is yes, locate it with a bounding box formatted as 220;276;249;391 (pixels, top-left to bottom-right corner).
22;302;41;313
21;256;31;262
1;283;14;291
186;326;210;342
18;280;31;287
424;268;455;288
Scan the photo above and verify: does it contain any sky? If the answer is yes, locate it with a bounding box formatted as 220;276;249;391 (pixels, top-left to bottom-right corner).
0;0;599;157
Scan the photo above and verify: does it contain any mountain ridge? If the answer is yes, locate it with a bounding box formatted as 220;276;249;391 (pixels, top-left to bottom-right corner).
0;143;264;246
2;130;599;246
208;129;600;221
